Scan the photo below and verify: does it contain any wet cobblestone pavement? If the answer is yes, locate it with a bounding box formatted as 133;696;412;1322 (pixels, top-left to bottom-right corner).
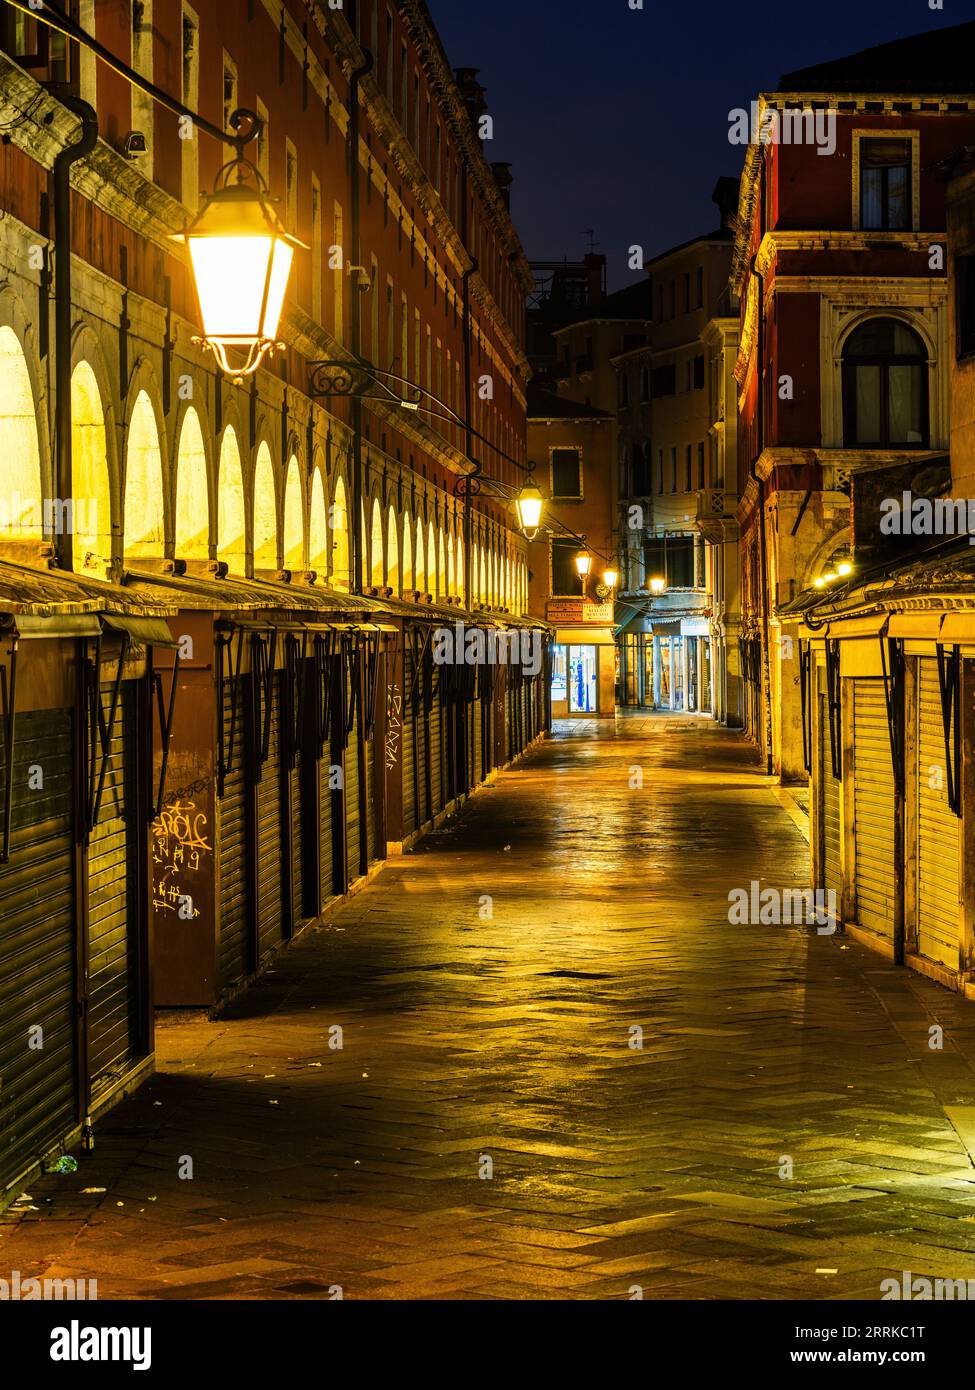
6;717;975;1300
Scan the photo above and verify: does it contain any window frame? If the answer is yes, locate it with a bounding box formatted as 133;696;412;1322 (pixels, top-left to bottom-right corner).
550;446;584;501
852;129;920;233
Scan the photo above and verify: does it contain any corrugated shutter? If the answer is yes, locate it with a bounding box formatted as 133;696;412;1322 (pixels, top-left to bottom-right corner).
87;682;138;1097
472;694;482;786
853;680;895;941
318;747;334;906
218;677;248;991
288;753;304;936
345;668;360;884
365;727;376;864
0;707;76;1188
819;693;842;900
256;672;285;961
916;660;960;969
429;685;443;814
402;641;417;835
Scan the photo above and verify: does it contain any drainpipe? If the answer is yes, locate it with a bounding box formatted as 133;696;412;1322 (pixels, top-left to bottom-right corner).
750;250;774;777
53;97;99;574
460;161;478;610
348;44;373;595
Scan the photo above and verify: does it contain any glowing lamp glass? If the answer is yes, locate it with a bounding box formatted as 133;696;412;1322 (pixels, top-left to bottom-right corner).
575;549;593;578
649;576;667;596
514;484;544;538
836;561;852;576
603;568;619;590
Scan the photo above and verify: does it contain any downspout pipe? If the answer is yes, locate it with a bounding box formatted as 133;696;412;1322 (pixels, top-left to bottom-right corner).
54;97;98;574
348;45;373;596
749;251;774;778
460;162;478;611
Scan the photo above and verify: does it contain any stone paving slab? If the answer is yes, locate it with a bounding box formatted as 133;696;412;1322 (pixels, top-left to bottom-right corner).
4;717;975;1300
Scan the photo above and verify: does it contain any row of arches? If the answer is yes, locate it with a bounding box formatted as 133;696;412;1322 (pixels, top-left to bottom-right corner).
0;313;528;613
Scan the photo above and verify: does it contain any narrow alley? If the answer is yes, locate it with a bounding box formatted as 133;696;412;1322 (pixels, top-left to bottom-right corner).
4;718;975;1301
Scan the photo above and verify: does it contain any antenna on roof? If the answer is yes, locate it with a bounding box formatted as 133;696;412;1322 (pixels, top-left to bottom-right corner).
582;228;599;254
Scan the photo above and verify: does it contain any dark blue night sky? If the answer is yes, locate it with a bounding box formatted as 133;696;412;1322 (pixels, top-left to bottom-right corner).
428;0;975;286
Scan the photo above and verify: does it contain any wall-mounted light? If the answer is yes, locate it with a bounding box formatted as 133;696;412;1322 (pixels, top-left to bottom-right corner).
649;576;667;596
514;482;544;540
602;567;619;591
173;155;306;384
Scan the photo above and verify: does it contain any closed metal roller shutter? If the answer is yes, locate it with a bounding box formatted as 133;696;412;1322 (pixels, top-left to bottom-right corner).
472;695;482;786
88;682;138;1097
429;686;443;814
853;680;895;942
318;742;334;908
345;673;360;884
0;708;76;1188
916;660;960;970
402;641;417;834
256;672;285;961
365;727;376;864
819;692;842;901
287;755;303;937
218;677;248;991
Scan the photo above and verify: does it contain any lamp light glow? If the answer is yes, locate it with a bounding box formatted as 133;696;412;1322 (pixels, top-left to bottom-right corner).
513;482;544;540
649;576;667;596
574;548;593;579
173;163;307;383
603;567;619;590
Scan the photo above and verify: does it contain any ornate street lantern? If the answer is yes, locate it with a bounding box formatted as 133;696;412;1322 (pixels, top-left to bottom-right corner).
574;547;593;579
649;576;667;596
173;153;306;383
514;482;544;540
602;567;619;591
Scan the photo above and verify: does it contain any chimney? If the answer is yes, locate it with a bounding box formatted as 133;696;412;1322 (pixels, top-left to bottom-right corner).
454;68;488;134
711;176;741;231
491;162;513;208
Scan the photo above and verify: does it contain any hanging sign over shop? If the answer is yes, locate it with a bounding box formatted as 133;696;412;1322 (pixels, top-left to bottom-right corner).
546;601;615;624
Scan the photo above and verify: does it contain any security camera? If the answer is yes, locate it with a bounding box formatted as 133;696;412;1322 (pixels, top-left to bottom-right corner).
120;132;148;159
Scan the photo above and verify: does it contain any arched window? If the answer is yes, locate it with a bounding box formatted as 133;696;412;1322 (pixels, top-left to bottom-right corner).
283;457;304;571
331;477;350;590
309;468;328;574
370;498;384;587
71;362;113;570
217;427;246;574
842;318;928;448
386;508;399;593
253;443;278;571
0;327;43;541
402;513;414;592
175;408;209;558
123;391;165;560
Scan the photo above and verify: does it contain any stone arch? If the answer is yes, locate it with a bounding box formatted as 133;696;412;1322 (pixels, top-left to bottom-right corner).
401;511;414;592
283;455;305;570
123;386;166;560
0;288;50;511
174;406;210;559
386;506;400;594
0;323;43;540
309;461;329;574
415;517;426;593
368;496;384;587
330;474;351;591
427;520;437;597
217;425;247;574
253;441;278;571
70;360;114;570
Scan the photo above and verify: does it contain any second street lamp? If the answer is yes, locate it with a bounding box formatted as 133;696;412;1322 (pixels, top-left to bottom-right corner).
514;481;544;541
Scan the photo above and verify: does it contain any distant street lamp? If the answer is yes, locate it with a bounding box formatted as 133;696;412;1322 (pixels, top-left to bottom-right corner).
173;150;307;384
602;567;619;591
513;481;544;540
649;576;667;596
